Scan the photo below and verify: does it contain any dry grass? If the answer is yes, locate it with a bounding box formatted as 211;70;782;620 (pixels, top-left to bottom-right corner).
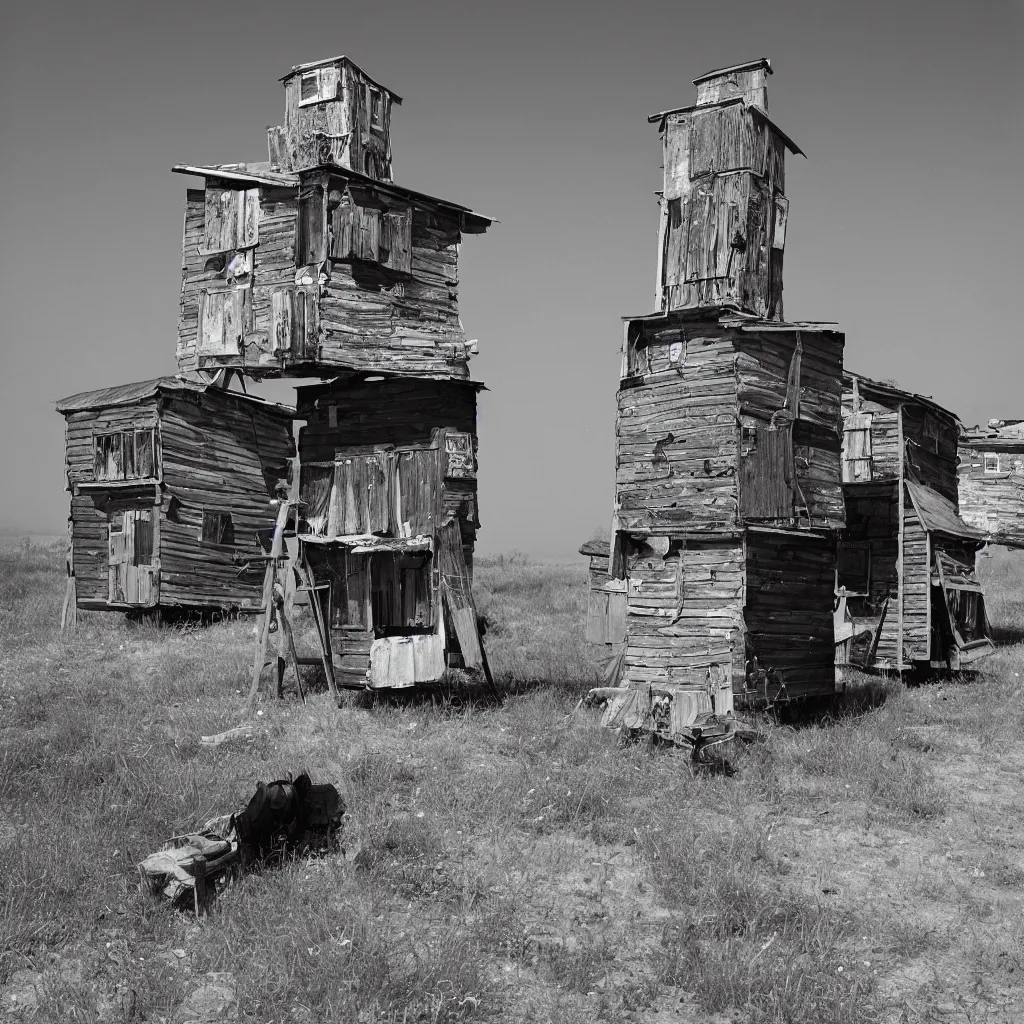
1;542;1024;1021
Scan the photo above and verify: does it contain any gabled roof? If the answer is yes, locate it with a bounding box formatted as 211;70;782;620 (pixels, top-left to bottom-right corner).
171;163;496;233
844;370;957;424
279;55;403;104
646;97;804;156
56;377;294;417
905;481;985;542
693;58;772;85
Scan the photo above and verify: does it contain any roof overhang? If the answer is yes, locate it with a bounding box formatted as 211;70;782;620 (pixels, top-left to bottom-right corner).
692;58;772;86
279;55;403;104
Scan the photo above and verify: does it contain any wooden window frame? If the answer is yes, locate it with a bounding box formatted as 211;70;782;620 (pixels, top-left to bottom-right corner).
298;68;336;107
984;452;999;474
94;429;156;482
200;510;234;547
368;86;384;129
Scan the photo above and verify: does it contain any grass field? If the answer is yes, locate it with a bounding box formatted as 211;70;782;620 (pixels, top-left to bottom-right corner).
1;543;1023;1023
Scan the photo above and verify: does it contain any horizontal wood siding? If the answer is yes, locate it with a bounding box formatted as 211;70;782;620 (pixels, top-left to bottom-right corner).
901;495;930;661
616;323;739;534
318;205;466;377
744;531;836;699
64;403;160;487
958;443;1024;547
158;392;294;608
70;492;111;603
623;537;745;691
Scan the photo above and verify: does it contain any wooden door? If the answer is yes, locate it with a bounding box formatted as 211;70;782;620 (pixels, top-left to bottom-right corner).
108;508;158;606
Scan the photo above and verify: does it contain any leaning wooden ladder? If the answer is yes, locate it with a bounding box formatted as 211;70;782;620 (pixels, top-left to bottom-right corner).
245;499;339;710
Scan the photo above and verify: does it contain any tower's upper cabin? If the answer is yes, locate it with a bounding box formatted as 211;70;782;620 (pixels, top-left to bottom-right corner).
649;58;802;320
693;58;772;110
268;56;401;181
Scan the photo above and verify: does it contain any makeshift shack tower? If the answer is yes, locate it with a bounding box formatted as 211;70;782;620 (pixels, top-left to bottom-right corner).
173;55;494;689
587;59;846;710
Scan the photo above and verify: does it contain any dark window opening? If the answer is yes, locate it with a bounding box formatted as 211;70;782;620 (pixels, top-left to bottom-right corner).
201;510;234;546
94;429;156;482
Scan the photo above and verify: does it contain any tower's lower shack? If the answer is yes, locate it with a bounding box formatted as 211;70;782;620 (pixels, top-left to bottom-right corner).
589;309;845;710
293;373;486;688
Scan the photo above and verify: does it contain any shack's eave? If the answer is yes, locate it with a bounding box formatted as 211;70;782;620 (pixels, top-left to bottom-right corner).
56;376;295;418
844;370;957;425
172;162;496;233
278;55;403;104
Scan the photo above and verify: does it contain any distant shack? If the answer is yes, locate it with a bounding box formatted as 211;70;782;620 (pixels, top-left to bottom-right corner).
837;372;992;672
57;379;294;613
958;421;1024;548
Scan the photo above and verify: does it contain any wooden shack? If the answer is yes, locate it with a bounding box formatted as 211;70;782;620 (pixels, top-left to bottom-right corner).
837;372;992;671
173;58;492;380
57;378;294;613
958;421;1024;548
587;60;846;712
292;373;486;688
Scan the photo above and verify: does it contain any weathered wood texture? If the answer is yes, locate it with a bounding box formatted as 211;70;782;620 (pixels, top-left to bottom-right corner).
958;431;1024;548
654;63;792;319
901;497;930;662
744;530;836;700
277;58;397;179
616;316;845;534
621;537;745;696
177;175;476;379
61;385;294;612
841;375;959;503
838;482;900;666
157;391;294;609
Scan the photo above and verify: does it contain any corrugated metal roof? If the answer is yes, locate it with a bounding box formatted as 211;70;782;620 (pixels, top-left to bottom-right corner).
905;481;985;541
56;376;294;416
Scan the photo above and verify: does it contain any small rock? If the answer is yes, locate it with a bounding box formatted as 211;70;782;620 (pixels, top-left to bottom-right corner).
176;975;237;1021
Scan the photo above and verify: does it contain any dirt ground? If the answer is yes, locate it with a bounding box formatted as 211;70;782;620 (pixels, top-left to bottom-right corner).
1;544;1023;1023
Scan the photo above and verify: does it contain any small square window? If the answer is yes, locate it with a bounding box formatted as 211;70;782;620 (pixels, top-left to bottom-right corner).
298;68;338;106
984;453;999;473
201;510;234;546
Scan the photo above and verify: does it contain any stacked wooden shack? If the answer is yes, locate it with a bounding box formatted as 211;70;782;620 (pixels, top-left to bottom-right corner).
958;421;1024;548
57;379;294;614
586;59;846;711
59;55;494;681
837;372;992;671
173;55;493;687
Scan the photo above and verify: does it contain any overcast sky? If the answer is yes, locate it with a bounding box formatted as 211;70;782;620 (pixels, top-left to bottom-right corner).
2;0;1020;556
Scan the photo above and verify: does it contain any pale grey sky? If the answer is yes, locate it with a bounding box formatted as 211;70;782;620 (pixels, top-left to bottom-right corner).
1;0;1020;556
